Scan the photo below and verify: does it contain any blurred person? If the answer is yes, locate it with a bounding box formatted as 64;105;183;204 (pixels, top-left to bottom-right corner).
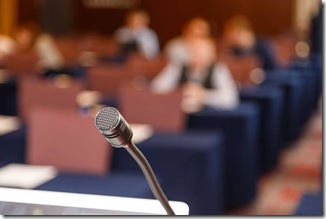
150;38;239;113
221;15;278;70
11;21;65;72
0;34;15;63
114;9;160;59
0;34;15;82
164;17;213;64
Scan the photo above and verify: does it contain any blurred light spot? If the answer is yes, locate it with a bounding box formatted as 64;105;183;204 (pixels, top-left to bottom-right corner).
295;41;310;58
250;68;265;84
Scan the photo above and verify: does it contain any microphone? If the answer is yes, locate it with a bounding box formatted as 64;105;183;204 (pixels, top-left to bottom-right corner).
94;107;175;215
94;107;133;148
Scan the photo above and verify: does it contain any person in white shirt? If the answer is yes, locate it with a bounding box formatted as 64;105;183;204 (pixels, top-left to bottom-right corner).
151;38;239;113
34;33;64;71
115;9;160;59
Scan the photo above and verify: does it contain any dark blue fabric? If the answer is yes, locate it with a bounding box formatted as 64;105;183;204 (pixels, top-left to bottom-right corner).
294;191;323;215
262;70;304;144
290;57;322;112
0;79;18;116
35;171;154;199
112;131;225;215
297;67;317;122
0;125;26;164
187;103;260;209
309;3;323;54
240;85;284;173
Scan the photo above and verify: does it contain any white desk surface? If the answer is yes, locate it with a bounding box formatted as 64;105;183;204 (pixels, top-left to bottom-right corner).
0;187;189;215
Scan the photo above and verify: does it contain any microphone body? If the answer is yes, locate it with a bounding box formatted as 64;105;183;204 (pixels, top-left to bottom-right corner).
94;107;175;215
94;107;132;147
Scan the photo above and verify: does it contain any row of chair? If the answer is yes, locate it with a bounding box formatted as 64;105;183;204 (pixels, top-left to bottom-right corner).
0;49;322;215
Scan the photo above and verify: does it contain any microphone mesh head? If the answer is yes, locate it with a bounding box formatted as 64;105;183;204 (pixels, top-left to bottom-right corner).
95;107;120;131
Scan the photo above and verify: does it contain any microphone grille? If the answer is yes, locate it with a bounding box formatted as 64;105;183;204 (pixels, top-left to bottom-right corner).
95;107;120;131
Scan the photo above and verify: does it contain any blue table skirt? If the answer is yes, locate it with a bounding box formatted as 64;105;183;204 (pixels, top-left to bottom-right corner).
112;131;225;215
0;125;26;164
0;79;17;116
240;85;284;173
262;70;304;144
187;103;260;209
291;55;322;109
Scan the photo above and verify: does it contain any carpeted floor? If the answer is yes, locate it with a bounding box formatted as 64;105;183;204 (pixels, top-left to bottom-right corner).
229;109;323;215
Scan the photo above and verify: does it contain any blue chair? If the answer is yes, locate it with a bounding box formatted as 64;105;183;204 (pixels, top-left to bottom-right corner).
187;102;260;210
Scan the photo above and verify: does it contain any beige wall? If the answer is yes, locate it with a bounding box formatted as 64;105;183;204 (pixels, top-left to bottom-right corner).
0;0;17;35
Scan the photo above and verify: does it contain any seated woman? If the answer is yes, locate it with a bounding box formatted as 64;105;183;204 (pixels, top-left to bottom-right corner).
150;38;239;113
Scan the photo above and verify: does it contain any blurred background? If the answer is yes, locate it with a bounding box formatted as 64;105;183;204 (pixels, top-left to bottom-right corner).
1;0;320;40
0;0;323;216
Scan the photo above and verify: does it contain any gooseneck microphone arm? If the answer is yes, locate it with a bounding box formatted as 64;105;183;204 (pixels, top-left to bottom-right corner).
125;142;175;215
94;107;175;215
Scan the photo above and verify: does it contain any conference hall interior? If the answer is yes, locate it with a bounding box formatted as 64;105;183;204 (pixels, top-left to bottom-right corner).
0;0;323;216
